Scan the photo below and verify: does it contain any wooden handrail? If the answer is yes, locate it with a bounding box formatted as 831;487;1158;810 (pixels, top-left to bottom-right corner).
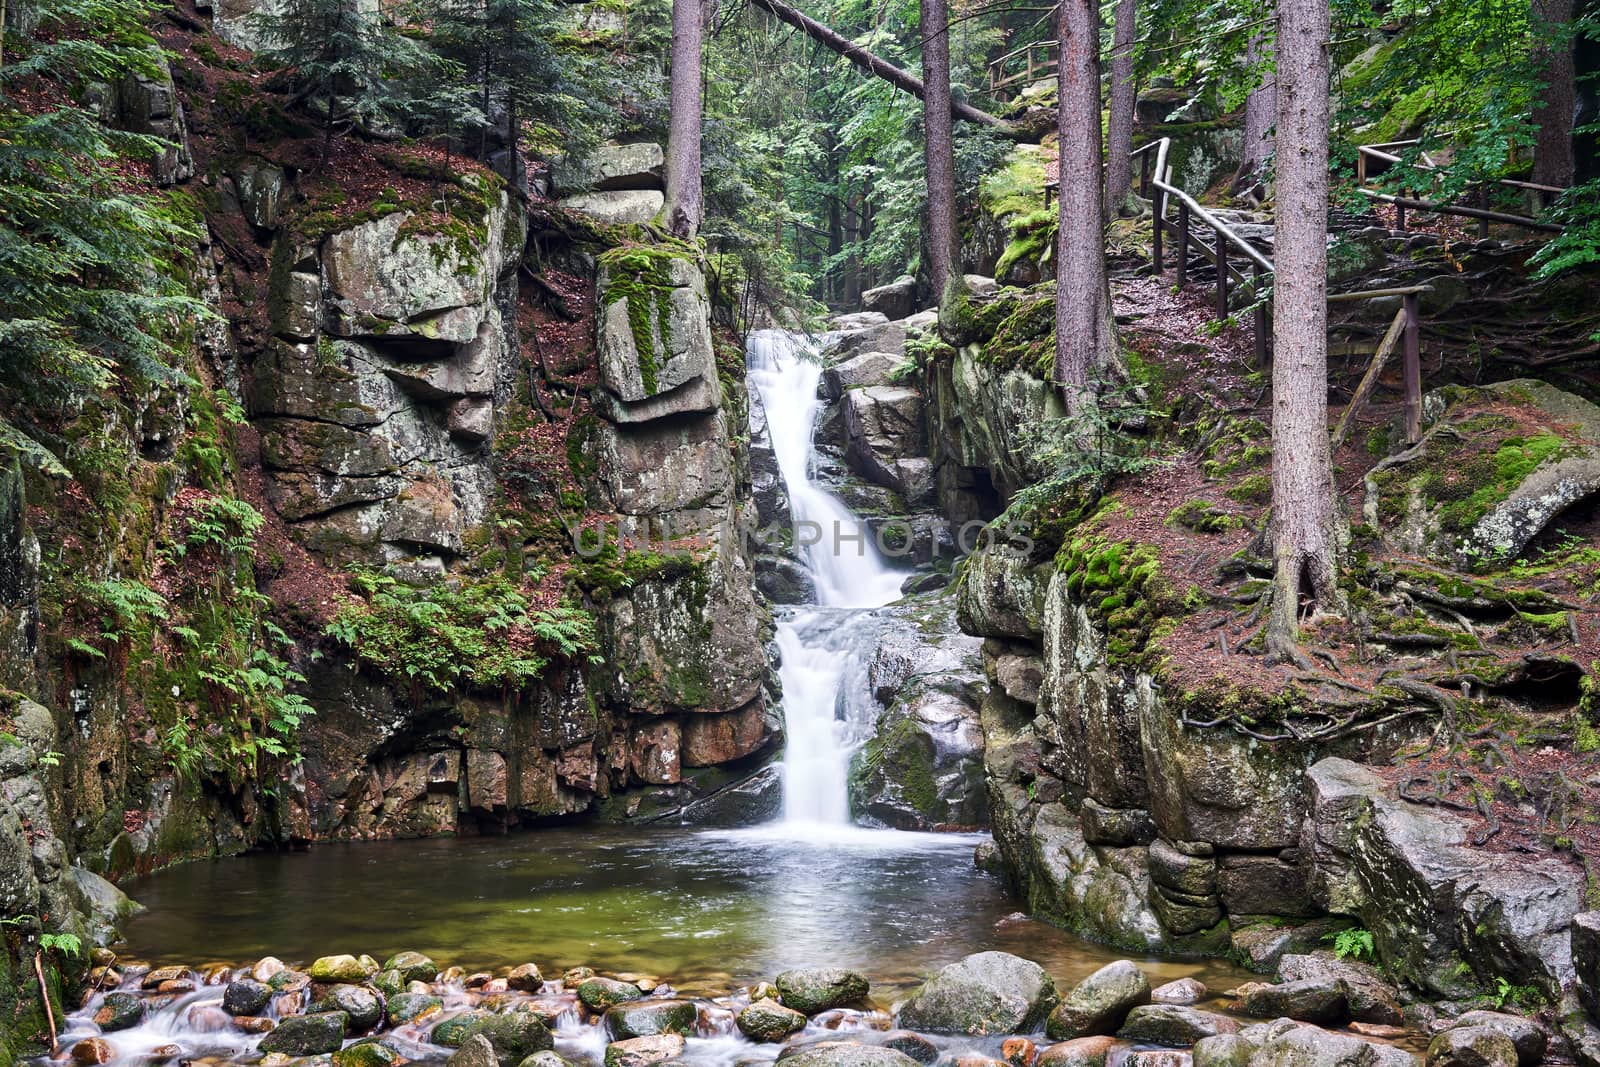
988;39;1058;97
1355;142;1565;230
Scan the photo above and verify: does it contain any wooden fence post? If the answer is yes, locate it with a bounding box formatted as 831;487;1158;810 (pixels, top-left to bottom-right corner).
1253;261;1268;367
1140;152;1151;197
1403;291;1422;443
1152;187;1164;272
1215;224;1228;319
1176;202;1189;287
1395;193;1407;232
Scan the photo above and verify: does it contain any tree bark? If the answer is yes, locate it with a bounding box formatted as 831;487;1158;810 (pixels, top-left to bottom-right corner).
1104;0;1138;218
1531;0;1575;189
921;0;962;307
748;0;1011;130
1266;0;1341;661
1053;0;1114;408
1233;32;1275;193
663;0;704;238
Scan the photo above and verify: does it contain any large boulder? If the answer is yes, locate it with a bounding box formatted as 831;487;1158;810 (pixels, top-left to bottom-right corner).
1046;961;1151;1039
1275;954;1401;1026
849;676;986;830
1426;1028;1518;1067
895;951;1058;1035
823;351;904;400
842;386;927;494
1117;1006;1238;1046
260;1012;349;1055
862;276;918;320
554;143;665;195
605;1000;697;1040
558;190;664;227
776;968;870;1014
1446;1014;1545;1066
737;999;807;1041
779;1044;924;1067
604;1035;685;1067
595;252;721;423
1247;1025;1417;1067
1235;980;1347;1025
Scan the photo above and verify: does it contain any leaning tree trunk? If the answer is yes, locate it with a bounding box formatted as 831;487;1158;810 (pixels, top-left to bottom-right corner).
663;0;704;238
921;0;963;310
1233;33;1276;194
1104;0;1138;218
1531;0;1575;189
1054;0;1114;408
1266;0;1341;661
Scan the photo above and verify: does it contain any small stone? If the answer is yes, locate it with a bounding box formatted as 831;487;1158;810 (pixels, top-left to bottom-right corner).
334;1042;402;1067
141;966;187;989
1035;1037;1124;1067
517;1054;573;1067
71;1038;115;1065
148;1045;181;1061
252;957;287;983
386;992;442;1026
93;992;145;1031
223;978;272;1016
606;1000;697;1040
508;964;544;992
578;978;644;1012
311;984;384;1031
372;970;407;998
185;1005;234;1032
1150;979;1206;1005
882;1031;940;1063
466;973;495;989
308;955;370;983
259;1011;349;1055
777;969;871;1015
235;1017;276;1034
1191;1034;1256;1067
1003;1038;1038;1067
157;979;195;994
383;951;437;983
736;998;806;1042
1047;961;1151;1039
449;1034;501;1067
269;969;311;992
603;1034;685;1067
564;967;596;985
1118;1006;1239;1046
1348;1023;1408;1039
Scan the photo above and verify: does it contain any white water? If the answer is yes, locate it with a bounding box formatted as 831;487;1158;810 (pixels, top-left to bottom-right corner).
746;330;905;827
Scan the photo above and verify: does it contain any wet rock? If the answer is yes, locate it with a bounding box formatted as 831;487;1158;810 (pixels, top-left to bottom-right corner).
308;955;371;983
1427;1027;1518;1067
1003;1038;1038;1067
185;1004;235;1032
580;978;645;1012
682;701;774;767
896;951;1058;1035
603;1034;686;1067
142;965;188;989
335;1042;402;1067
1192;1034;1256;1067
383;951;438;983
93;991;146;1031
312;984;384;1031
842;386;926;494
71;1038;115;1065
435;1012;494;1046
1035;1036;1125;1067
882;1032;940;1063
235;1016;277;1034
862;277;918;321
1046;960;1151;1039
1217;855;1315;918
1250;1026;1412;1067
1126;1053;1190;1067
1574;912;1600;1019
386;992;443;1026
68;867;144;945
778;1043;923;1067
259;1011;349;1055
776;969;870;1015
223;977;273;1017
507;964;544;992
1117;1006;1238;1046
518;1054;574;1067
737;998;807;1041
1274;955;1401;1027
1231;920;1355;974
372;970;406;998
1236;980;1347;1025
606;1000;697;1039
445;1012;557;1066
449;1035;502;1067
1447;1014;1545;1066
1150;979;1206;1005
849;677;987;831
823;351;904;400
1077;799;1155;846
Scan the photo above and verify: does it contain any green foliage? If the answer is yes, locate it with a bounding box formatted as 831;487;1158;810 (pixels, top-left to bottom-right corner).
178;497;265;558
37;933;83;959
0;0;210;467
1327;927;1376;961
1531;180;1600;303
1056;530;1183;667
326;570;596;695
597;244;694;395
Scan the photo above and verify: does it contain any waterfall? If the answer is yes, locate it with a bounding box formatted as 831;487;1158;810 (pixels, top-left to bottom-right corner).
746;330;904;827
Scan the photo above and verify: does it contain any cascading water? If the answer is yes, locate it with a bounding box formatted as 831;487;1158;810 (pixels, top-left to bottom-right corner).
746;330;905;827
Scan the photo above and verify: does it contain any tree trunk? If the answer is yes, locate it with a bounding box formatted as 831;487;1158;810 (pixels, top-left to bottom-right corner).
1234;33;1276;193
748;0;1010;130
1266;0;1341;661
1531;0;1575;188
1104;0;1138;218
1053;0;1114;408
663;0;704;238
922;0;962;307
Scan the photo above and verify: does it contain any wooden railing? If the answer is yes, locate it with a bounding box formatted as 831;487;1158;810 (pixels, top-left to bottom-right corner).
988;40;1058;99
1131;138;1435;443
1355;141;1564;235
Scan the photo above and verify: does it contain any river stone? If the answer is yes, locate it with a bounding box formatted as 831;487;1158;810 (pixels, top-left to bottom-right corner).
737;998;807;1041
449;1035;501;1067
372;970;407;997
580;978;645;1011
142;965;187;988
896;951;1058;1035
93;991;145;1031
1237;979;1347;1025
260;1011;349;1055
308;955;371;983
449;1012;557;1066
776;969;870;1014
387;992;442;1025
1427;1028;1518;1067
606;1000;697;1039
435;1011;494;1046
882;1032;940;1063
334;1042;402;1067
70;1039;115;1065
383;951;438;983
1192;1035;1256;1067
603;1034;686;1067
778;1043;923;1067
312;984;384;1031
1151;979;1206;1005
518;1054;574;1067
1047;960;1151;1039
223;978;273;1017
508;964;543;992
252;957;288;983
1275;955;1402;1026
1250;1027;1408;1067
1118;1006;1238;1046
1036;1036;1125;1067
1447;1014;1545;1066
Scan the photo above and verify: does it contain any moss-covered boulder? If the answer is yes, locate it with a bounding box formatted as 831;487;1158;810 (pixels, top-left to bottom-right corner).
435;1012;555;1066
386;992;442;1026
1046;961;1151;1040
311;985;384;1031
92;992;145;1032
333;1041;402;1067
736;998;806;1041
604;999;697;1040
595;246;720;423
307;955;371;983
1116;1006;1237;1046
222;978;272;1017
602;1034;684;1067
775;968;870;1015
259;1011;349;1055
578;978;645;1012
381;951;438;983
895;952;1057;1035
